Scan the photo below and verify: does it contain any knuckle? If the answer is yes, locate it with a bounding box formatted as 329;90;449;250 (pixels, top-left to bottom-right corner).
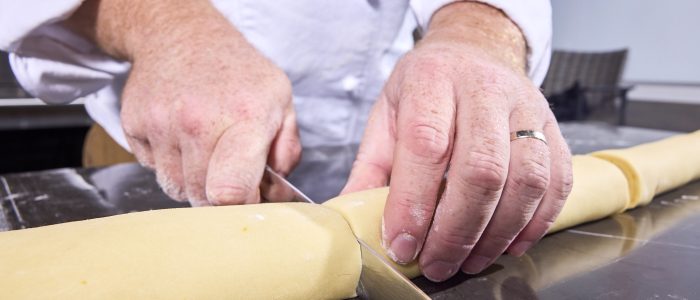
553;168;575;201
403;121;451;165
457;151;507;195
391;190;436;226
145;105;172;136
434;225;480;251
121;115;143;140
513;159;549;199
178;109;209;138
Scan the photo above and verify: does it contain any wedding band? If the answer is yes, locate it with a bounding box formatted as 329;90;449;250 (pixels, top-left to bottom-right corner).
510;130;547;145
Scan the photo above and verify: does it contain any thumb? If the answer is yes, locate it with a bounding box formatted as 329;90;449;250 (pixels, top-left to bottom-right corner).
342;97;396;194
206;125;272;205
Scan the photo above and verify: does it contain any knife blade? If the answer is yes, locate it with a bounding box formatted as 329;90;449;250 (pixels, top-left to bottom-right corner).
262;166;314;204
263;167;429;299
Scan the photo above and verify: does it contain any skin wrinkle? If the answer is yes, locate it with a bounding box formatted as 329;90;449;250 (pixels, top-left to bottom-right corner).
342;1;569;280
64;0;301;206
65;0;570;283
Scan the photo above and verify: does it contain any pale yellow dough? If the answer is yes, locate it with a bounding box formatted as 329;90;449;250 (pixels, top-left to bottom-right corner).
3;131;699;297
324;188;421;279
592;129;700;208
323;131;700;279
0;203;361;300
323;156;631;277
548;155;630;233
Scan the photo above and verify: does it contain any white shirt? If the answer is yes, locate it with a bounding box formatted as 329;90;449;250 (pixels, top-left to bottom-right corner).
0;0;552;150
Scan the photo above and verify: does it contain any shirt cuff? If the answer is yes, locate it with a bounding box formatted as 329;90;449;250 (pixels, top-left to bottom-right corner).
9;24;131;104
409;0;553;85
0;0;85;51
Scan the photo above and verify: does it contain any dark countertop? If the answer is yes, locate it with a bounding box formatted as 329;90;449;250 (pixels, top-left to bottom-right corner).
2;122;697;299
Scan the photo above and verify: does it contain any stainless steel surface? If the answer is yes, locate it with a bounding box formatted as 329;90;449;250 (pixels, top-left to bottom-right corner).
2;122;698;299
0;99;92;130
356;239;430;300
560;121;677;154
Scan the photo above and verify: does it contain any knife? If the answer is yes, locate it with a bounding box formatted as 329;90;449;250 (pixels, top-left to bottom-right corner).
263;166;429;300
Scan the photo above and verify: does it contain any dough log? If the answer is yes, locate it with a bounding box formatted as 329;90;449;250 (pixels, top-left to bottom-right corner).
324;130;700;278
0;203;361;300
548;155;630;233
323;156;630;277
592;129;700;208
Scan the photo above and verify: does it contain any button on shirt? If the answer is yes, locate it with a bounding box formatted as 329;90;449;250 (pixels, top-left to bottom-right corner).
0;0;552;150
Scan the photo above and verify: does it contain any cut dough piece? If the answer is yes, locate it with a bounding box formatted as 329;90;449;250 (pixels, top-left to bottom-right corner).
548;155;630;233
323;156;630;277
592;129;700;208
0;203;361;299
324;188;421;279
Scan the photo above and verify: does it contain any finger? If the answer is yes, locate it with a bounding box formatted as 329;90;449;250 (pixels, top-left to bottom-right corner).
259;168;296;203
122;111;154;169
267;111;302;176
382;80;456;266
342;95;395;194
151;141;188;202
261;112;303;202
143;105;188;202
120;87;153;168
461;103;550;274
418;89;509;282
259;178;296;202
507;116;573;256
126;135;155;170
179;136;215;207
205;125;273;205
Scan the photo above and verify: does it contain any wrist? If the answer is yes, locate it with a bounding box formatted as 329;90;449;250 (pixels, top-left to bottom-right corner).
63;0;244;62
421;1;527;74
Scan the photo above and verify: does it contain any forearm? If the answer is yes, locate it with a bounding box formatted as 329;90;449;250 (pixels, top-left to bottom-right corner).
62;0;246;61
422;1;527;74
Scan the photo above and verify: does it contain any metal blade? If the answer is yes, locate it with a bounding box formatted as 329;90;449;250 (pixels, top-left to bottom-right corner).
262;166;315;204
263;166;428;299
356;239;430;300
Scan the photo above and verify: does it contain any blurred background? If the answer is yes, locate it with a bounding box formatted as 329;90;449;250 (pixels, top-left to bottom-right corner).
0;0;698;174
546;0;699;131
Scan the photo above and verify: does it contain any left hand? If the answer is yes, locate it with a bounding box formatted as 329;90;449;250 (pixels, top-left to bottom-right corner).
343;2;573;282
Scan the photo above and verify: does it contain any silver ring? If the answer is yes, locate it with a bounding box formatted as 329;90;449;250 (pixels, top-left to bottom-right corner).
510;130;547;145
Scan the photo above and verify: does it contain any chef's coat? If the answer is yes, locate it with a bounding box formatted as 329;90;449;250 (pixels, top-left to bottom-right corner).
0;0;552;150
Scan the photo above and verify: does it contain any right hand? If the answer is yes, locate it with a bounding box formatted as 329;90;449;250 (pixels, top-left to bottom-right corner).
65;0;302;206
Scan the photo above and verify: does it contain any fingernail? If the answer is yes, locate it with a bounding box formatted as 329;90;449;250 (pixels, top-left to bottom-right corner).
462;255;492;274
423;260;460;282
386;233;419;264
509;241;533;257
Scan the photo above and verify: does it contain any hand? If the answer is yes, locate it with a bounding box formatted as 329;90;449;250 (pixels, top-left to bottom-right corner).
65;0;301;205
343;2;573;282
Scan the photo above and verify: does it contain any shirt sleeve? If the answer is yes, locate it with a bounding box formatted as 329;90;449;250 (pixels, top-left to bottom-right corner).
409;0;552;85
1;1;133;150
0;0;85;50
